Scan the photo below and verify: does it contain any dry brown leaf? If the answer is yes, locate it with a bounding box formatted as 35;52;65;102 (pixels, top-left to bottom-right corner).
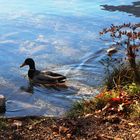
95;110;101;114
59;126;69;133
114;138;123;140
128;122;135;126
84;113;93;118
67;134;71;139
52;132;59;137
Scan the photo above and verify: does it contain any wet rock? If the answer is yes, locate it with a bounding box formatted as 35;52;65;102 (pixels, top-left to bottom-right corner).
0;95;6;113
107;47;117;56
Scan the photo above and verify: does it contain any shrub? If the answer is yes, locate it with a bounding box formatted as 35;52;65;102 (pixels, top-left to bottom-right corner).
100;23;140;89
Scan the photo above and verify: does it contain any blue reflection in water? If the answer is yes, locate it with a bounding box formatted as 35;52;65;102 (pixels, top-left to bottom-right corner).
0;0;139;117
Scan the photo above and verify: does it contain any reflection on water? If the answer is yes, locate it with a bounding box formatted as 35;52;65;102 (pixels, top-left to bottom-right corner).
0;0;139;117
20;82;34;93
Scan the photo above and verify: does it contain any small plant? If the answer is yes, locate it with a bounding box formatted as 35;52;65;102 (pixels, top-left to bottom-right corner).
67;90;124;117
66;99;97;118
95;90;120;109
100;23;140;68
100;23;140;83
124;83;140;96
100;58;136;89
67;85;140;118
66;101;86;118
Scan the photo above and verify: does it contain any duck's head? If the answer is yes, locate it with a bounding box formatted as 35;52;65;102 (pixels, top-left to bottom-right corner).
20;58;35;69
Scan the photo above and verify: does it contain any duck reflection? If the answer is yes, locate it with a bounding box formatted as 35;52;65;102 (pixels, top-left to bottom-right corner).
20;82;34;93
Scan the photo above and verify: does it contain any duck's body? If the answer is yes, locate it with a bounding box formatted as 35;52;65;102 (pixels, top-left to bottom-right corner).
20;58;66;86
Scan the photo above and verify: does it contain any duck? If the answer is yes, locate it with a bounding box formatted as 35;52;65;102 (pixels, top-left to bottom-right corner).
20;58;66;86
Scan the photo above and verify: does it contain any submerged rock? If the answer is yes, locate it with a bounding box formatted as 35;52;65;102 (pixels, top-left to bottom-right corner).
107;47;117;56
0;95;6;113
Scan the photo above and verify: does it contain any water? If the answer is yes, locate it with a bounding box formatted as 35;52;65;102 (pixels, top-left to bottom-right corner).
0;0;139;117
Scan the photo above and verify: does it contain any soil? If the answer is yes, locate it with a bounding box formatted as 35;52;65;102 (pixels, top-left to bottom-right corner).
0;114;139;140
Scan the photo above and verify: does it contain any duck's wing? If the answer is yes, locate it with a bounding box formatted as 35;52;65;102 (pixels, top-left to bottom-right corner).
41;71;66;81
33;73;66;84
42;71;66;77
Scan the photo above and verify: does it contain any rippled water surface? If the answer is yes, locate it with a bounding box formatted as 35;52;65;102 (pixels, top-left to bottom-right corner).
0;0;139;117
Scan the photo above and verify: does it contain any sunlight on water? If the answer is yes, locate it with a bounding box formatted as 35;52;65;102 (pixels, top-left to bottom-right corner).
0;0;139;117
0;0;100;16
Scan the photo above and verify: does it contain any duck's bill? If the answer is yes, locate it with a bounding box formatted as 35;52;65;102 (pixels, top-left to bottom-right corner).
20;63;26;68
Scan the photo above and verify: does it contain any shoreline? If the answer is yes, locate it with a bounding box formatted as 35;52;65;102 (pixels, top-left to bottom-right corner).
0;112;139;139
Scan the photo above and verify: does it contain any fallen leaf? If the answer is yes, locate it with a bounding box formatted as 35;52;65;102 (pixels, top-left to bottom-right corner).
52;132;59;137
118;103;124;112
114;138;123;140
84;113;93;118
95;110;101;114
59;126;68;133
28;125;33;130
128;123;135;126
66;134;71;139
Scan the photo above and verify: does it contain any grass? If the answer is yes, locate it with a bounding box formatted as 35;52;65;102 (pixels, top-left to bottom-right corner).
125;83;140;118
67;58;140;118
104;64;138;89
129;101;140;118
66;95;103;118
67;83;140;119
66;100;95;118
124;83;140;96
0;118;7;129
100;57;140;90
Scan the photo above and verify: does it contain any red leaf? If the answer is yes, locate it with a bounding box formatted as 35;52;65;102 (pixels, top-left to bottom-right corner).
110;97;121;102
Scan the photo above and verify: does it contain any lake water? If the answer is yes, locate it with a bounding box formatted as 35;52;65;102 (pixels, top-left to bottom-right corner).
0;0;139;117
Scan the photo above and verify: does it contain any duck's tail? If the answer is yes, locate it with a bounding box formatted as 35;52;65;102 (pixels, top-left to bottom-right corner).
57;76;66;83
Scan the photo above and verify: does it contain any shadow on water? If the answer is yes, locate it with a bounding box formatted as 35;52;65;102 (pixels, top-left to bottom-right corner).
101;1;140;17
20;81;75;93
20;82;34;93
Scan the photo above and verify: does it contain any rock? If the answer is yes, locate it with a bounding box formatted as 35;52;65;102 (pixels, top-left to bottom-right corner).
12;120;23;128
0;95;6;113
107;47;117;56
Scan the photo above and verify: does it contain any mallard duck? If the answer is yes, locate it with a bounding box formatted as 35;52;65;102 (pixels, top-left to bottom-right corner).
20;58;66;86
